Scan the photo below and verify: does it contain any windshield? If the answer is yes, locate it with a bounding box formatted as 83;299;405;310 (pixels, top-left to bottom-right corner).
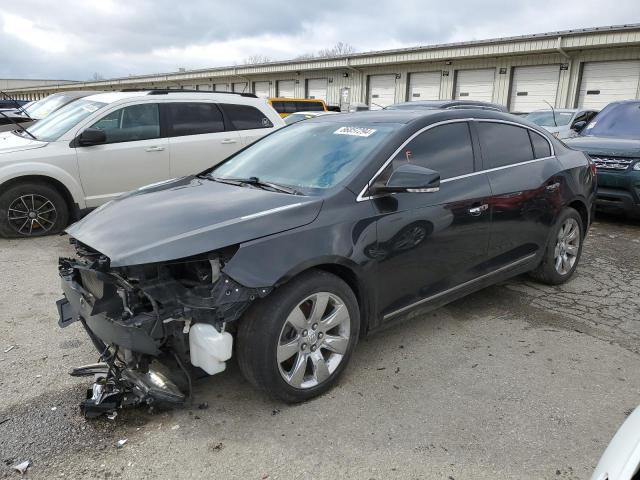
25;94;79;120
212;122;399;191
25;99;106;142
525;111;573;127
581;102;640;139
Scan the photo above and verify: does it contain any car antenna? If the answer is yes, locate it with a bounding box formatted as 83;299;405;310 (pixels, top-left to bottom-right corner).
543;99;558;127
0;90;33;121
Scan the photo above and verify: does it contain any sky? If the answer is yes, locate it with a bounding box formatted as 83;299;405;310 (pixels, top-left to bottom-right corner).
2;0;639;81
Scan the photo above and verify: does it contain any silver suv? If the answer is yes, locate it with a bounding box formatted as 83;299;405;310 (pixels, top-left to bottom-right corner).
0;90;284;237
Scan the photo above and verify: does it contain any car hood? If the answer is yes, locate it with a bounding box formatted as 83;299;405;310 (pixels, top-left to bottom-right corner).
66;176;323;267
564;136;640;157
0;130;47;154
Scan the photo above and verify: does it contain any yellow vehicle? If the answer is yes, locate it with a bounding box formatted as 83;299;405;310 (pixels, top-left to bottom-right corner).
267;98;328;118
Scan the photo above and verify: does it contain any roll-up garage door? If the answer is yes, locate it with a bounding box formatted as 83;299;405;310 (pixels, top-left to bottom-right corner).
232;82;248;93
196;84;212;91
253;81;270;98
368;74;396;110
408;72;441;101
577;60;640;109
454;69;495;102
277;80;295;98
509;65;560;112
307;78;327;101
214;83;229;92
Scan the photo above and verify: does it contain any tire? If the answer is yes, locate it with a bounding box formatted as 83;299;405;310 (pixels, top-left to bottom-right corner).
237;269;360;403
529;207;584;285
0;181;69;238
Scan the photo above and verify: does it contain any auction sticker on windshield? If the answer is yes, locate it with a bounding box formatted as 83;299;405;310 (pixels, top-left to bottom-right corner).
334;126;376;137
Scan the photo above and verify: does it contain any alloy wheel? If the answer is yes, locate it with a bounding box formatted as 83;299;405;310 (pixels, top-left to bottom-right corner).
554;218;580;275
277;292;351;389
7;194;58;236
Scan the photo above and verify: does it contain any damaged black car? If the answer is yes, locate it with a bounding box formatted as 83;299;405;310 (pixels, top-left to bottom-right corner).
57;109;596;416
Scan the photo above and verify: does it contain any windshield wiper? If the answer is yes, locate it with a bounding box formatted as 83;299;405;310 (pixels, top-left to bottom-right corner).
0;111;37;140
211;176;302;195
0;90;32;121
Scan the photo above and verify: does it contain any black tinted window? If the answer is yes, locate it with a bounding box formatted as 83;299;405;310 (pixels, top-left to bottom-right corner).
222;104;273;130
300;101;324;112
167;102;224;137
271;101;285;113
90;103;160;144
477;122;533;169
391;122;474;179
529;130;551;159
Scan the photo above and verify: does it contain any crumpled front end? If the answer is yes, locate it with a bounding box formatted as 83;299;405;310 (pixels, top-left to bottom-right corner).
57;238;270;418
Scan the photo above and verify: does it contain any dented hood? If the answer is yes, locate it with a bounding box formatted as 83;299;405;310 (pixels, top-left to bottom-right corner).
66;176;323;267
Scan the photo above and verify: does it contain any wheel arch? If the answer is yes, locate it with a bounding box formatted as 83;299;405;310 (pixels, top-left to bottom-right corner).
566;197;590;233
0;174;80;220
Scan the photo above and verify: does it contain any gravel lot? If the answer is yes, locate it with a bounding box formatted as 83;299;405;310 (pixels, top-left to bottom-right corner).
0;214;638;480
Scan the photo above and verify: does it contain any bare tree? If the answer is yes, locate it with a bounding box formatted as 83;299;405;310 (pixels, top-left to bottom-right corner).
242;54;272;65
293;52;317;61
90;72;104;81
317;42;356;58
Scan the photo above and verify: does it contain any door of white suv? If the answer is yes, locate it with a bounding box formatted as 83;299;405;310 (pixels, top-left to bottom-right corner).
219;103;276;147
74;102;170;207
164;102;241;176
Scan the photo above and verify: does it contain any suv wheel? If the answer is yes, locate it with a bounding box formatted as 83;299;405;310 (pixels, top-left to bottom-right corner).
0;182;69;238
237;270;360;403
529;207;584;285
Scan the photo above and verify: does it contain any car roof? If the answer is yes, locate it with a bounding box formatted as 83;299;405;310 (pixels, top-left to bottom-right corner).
83;90;267;105
387;99;508;112
529;108;580;113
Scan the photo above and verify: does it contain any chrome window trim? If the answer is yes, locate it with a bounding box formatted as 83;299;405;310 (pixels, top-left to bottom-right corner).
356;117;555;202
383;252;537;320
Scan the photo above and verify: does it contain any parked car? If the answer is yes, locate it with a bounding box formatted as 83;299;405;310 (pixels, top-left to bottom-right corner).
268;98;328;117
0;89;284;237
56;108;595;416
0;91;98;132
591;406;640;480
386;99;508;112
525;108;599;139
284;110;338;125
564;100;640;219
0;99;29;110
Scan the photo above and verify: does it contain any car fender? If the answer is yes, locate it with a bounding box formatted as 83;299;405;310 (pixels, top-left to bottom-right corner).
0;162;86;208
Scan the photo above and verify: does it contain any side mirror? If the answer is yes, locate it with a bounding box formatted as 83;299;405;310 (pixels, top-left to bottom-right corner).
372;164;441;194
571;121;587;132
77;128;106;146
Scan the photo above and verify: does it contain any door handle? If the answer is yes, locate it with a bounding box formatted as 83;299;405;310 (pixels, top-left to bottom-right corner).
220;138;237;144
468;204;488;216
145;146;165;152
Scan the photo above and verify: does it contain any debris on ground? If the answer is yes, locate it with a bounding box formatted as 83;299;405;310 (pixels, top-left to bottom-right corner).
107;412;118;421
12;460;30;474
271;409;280;416
171;425;180;430
116;439;128;448
50;407;57;411
209;442;224;452
4;345;15;353
198;402;208;410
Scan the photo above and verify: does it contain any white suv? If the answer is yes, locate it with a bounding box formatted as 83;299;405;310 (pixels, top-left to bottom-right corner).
0;90;284;237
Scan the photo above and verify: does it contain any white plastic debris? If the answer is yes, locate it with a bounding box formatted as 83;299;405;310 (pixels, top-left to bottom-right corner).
171;424;180;430
51;407;57;411
4;345;15;353
12;460;30;474
116;439;128;448
106;412;118;421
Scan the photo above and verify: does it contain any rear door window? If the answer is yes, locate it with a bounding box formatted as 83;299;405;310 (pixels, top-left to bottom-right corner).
166;102;224;137
90;103;160;144
528;130;552;159
221;104;273;130
477;122;534;169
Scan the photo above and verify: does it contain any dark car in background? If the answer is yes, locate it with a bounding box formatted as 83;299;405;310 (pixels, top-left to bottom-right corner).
0;91;99;132
56;109;595;416
565;100;640;219
386;99;508;112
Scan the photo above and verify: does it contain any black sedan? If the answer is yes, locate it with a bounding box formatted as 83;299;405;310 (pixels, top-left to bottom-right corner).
56;109;596;415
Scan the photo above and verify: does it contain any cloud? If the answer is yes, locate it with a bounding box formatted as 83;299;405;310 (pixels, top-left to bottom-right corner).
1;0;639;80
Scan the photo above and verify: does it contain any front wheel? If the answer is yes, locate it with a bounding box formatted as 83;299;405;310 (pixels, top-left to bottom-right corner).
237;270;360;403
529;207;584;285
0;181;69;238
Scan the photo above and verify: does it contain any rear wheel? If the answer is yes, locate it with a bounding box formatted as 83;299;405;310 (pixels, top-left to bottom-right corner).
0;181;69;238
529;207;583;285
237;270;360;403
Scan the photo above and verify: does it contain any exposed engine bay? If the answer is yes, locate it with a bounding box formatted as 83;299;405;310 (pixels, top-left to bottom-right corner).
57;238;271;418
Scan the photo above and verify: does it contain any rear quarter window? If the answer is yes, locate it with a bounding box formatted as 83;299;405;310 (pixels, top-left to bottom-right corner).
528;130;552;159
222;104;274;130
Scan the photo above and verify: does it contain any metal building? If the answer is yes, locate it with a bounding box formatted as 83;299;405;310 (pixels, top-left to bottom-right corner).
5;24;640;112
